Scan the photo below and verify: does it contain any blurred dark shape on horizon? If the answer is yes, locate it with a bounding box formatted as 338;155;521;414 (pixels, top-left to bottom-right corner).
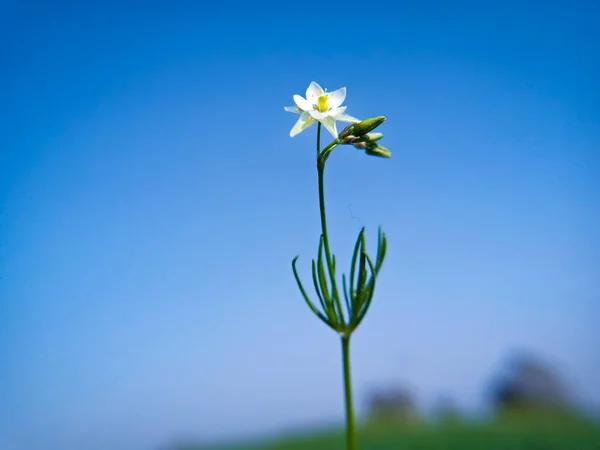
167;350;599;449
488;350;575;417
365;386;419;424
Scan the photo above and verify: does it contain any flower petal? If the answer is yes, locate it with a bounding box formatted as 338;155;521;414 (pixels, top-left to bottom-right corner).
293;95;312;111
290;111;316;137
328;87;346;109
284;106;302;114
328;106;347;118
321;116;338;138
308;109;327;121
306;82;324;101
336;112;361;123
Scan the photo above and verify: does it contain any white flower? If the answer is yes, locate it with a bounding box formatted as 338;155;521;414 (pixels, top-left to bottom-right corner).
284;81;360;138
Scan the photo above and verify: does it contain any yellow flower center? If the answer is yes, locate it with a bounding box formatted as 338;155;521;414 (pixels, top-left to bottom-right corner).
316;94;329;112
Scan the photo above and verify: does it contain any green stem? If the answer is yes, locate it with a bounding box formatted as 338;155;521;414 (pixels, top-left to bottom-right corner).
342;334;356;450
317;121;321;157
315;123;355;449
316;124;345;323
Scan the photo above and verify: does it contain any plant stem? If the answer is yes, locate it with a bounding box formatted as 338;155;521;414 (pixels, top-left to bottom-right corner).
341;334;357;450
316;123;332;266
316;124;344;323
316;123;356;449
317;121;321;157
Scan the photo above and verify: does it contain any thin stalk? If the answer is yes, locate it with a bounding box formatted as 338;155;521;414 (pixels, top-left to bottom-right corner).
315;123;356;449
341;334;356;450
316;124;345;323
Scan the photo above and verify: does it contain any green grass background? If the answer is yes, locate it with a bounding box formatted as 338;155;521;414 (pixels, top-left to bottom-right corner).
185;415;600;450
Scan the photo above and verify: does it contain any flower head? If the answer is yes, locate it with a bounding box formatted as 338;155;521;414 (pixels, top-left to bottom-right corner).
284;81;360;138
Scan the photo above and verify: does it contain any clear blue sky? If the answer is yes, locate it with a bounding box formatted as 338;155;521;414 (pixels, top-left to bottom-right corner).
1;2;599;449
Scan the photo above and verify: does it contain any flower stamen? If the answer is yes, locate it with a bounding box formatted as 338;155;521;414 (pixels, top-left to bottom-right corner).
316;95;329;112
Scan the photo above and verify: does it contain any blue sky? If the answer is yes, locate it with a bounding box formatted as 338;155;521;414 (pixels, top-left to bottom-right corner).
1;1;599;449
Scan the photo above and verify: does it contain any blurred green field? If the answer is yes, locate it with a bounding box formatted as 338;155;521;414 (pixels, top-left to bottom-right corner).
191;415;600;450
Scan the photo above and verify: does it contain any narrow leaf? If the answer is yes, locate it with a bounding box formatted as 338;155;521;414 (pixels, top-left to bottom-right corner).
342;273;351;318
292;256;333;329
355;253;377;327
349;227;365;307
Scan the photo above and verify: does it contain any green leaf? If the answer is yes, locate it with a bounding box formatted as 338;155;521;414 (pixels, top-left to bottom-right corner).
354;252;377;327
317;237;336;324
292;256;333;329
349;227;365;309
376;227;387;274
342;273;351;318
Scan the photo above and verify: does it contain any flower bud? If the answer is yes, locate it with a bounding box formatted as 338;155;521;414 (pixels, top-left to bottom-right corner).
338;116;386;141
351;116;386;136
344;132;383;146
338;124;357;141
365;142;392;158
363;132;383;142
